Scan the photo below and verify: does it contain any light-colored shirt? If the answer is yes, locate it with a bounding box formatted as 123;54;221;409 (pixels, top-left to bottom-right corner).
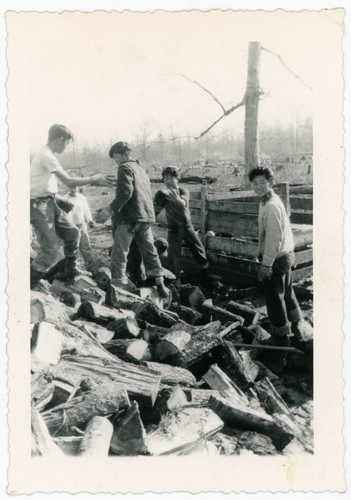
258;190;294;267
30;145;66;199
62;192;92;226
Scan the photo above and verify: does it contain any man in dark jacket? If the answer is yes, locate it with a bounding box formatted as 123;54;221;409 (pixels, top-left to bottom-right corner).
96;142;169;297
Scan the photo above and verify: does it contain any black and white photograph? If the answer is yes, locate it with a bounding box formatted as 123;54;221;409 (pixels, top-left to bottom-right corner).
3;2;347;495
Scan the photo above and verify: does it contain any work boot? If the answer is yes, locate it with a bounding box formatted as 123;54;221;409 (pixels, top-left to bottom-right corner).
30;267;44;287
64;256;80;282
256;334;291;375
155;276;171;300
291;319;313;354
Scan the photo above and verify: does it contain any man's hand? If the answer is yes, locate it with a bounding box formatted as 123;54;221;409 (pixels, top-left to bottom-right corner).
256;251;263;263
90;173;116;187
163;188;186;205
258;265;273;282
88;220;95;229
95;206;112;224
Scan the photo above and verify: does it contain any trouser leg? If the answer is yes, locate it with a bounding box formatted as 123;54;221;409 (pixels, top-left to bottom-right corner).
133;223;163;278
77;222;95;270
54;205;80;261
284;267;303;323
110;223;134;284
167;226;182;279
30;197;60;273
182;223;208;269
127;239;146;284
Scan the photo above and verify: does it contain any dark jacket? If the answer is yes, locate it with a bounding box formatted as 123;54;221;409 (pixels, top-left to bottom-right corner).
154;186;191;227
110;160;156;224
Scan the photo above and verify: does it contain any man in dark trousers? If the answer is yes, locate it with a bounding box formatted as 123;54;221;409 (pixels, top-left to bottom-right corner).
96;141;169;298
248;166;311;372
154;166;209;282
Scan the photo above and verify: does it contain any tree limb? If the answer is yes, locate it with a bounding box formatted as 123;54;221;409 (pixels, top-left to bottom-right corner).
261;47;313;90
197;98;245;139
173;72;226;113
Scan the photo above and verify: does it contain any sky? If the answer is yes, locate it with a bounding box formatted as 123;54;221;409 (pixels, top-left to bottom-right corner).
8;10;326;150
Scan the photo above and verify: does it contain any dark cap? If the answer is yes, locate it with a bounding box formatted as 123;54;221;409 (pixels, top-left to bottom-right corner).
154;237;168;255
109;141;132;158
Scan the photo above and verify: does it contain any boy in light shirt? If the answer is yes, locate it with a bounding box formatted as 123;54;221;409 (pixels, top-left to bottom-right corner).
249;166;311;372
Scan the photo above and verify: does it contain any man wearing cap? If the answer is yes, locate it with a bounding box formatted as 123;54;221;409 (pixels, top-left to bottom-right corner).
96;142;169;298
154;166;209;281
30;123;114;286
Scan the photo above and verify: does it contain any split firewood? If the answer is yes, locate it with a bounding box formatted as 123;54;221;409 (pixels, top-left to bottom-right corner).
72;320;115;345
110;401;148;455
43;379;77;411
140;386;188;425
53;436;83;456
201;299;244;325
132;287;165;309
31;371;55;411
178;284;206;309
31;322;63;366
254;377;292;417
41;383;130;434
50;277;104;304
152;330;192;364
143;361;197;388
209;395;294;452
133;300;179;328
182;388;221;407
31;406;64;457
50;355;161;406
91;265;111;291
168;304;203;325
31;290;74;323
105;284;143;310
145;407;223;456
106;317;140;339
178;326;224;369
75;301;135;326
78;416;114;456
226;300;263;326
212;341;257;389
104;338;152;363
202;364;251;407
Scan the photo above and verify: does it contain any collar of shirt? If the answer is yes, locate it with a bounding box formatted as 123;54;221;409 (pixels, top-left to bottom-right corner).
260;189;273;206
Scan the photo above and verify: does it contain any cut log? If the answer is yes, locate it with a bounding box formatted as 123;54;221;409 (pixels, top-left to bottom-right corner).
178;284;206;309
78;416;114;456
72;320;115;345
53;436;83;456
31;406;64;457
146;407;223;455
105;284;143;310
182;388;221;407
75;301;135;326
201;299;244;325
152;330;192;363
133;300;179;328
50;355;161;406
104;338;152;363
141;386;189;425
143;361;197;388
132;287;165;309
106;317;140;339
226;300;262;326
50;277;104;304
31;290;74;323
179;328;223;369
43;379;76;411
211;341;257;389
254;377;291;417
209;395;294;452
202;364;250;407
41;383;130;434
110;401;148;455
238;349;260;382
31;371;55;411
168;304;202;325
31;322;63;366
91;266;111;291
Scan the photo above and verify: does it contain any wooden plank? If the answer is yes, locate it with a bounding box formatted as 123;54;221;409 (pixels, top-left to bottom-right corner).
295;249;313;266
291;210;313;225
290;195;313;211
292;265;313;282
190;199;260;214
206;235;258;257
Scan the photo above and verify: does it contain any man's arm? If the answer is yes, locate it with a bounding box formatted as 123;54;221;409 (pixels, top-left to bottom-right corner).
54;164;115;188
109;165;134;214
261;204;284;267
178;187;189;207
153;190;167;216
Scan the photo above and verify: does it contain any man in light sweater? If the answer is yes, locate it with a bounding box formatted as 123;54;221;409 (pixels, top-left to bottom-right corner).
62;187;95;272
249;166;307;372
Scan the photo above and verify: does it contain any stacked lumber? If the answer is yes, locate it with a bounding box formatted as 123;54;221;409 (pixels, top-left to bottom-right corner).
31;275;313;457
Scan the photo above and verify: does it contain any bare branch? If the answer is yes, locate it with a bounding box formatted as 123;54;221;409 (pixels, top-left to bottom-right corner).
196;99;245;139
261;47;313;90
173;72;226;113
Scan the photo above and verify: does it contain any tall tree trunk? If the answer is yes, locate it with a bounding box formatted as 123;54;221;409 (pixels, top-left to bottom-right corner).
244;41;261;188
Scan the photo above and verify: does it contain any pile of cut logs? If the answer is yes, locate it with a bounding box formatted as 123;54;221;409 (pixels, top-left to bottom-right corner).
31;273;313;457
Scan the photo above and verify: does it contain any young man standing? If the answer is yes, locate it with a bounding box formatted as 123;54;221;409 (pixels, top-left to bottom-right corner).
30;124;113;286
62;186;96;272
154;166;208;281
95;141;169;298
248;166;310;371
